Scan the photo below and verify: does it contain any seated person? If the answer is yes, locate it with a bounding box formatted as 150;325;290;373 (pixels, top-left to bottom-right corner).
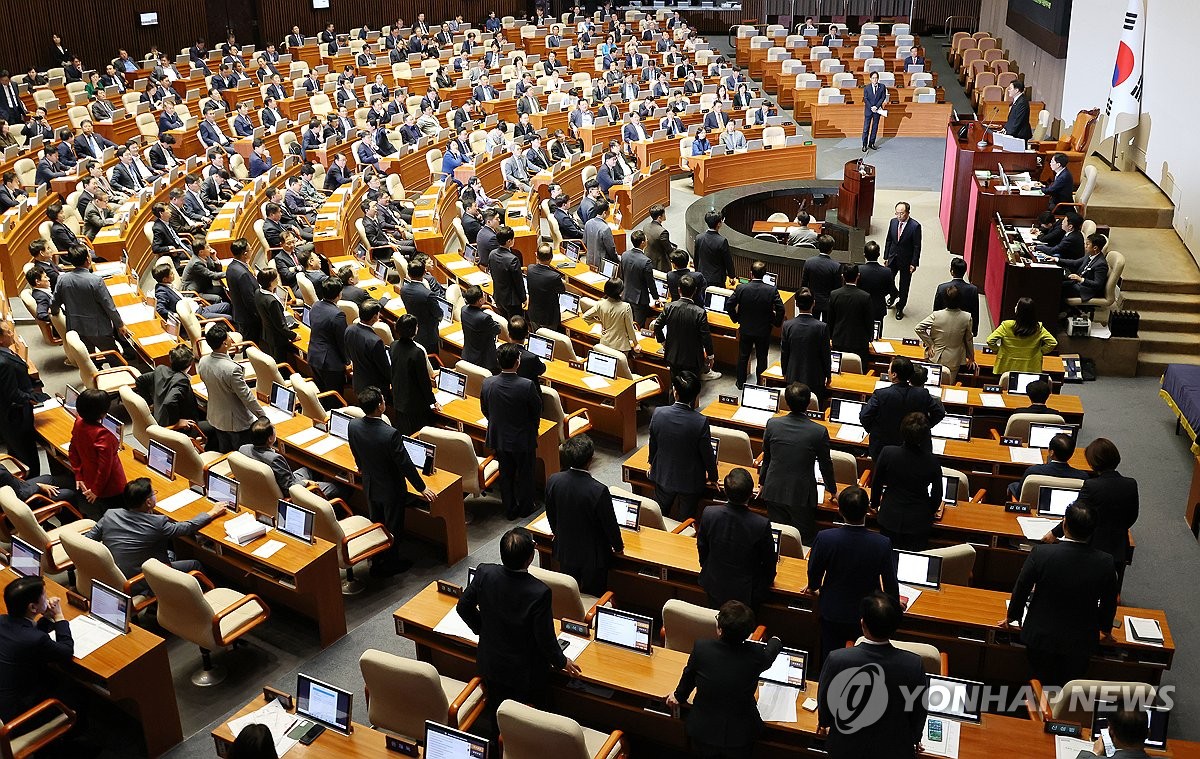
135;344;214;440
0;576;75;725
24;268;54;327
1029;210;1064;247
238;419;348;499
1008;432;1089;500
1035;211;1084;261
0;459;80;516
151;263;231;321
691;126;712;155
1060;233;1109;303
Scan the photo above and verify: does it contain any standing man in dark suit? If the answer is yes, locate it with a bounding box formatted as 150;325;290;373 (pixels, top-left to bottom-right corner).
348;387;435;575
933;257;980;334
224;238;262;343
728;260;784;389
999;78;1033;141
666;601;783;758
694;209;735;291
761;383;837;544
389;315;437;435
1044;152;1075;210
461;286;501;373
0;321;43;475
505;317;546;384
805;487;900;665
861;71;888;152
801;235;843;319
1004;502;1118;686
859;357;946;461
780;290;832;404
254;269;297;365
546;435;624;595
696;468;776;608
858;241;897;324
648;372;719;520
818;592;927;758
654;275;716;382
346;300;391;398
619;230;656;327
400;258;443;355
883;201;922;319
489;227;526;319
525;243;565;331
457;529;581;738
481;344;543;519
50;247;130;353
308;279;349;393
475;210;501;271
645;204;673;272
827;264;875;364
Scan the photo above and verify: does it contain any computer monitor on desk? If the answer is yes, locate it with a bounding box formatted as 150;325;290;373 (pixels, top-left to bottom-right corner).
328;409;353;440
527;333;555;362
8;537;42;577
424;721;490;759
593;606;653;654
1028;422;1078;449
295;673;354;735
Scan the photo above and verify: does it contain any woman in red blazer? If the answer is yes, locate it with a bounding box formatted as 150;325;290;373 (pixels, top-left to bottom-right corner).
69;388;126;511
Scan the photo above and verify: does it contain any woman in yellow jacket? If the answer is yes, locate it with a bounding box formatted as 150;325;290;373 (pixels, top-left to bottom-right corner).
986;297;1058;376
582;278;639;354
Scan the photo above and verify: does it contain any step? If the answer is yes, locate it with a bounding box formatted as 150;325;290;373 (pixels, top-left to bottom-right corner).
1133;314;1200;333
1121;291;1200;312
1131;329;1200;354
1121;279;1200;296
1137;351;1200;376
1088;204;1175;230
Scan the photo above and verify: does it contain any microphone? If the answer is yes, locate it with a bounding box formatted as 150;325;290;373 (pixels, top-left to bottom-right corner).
977;107;1001;149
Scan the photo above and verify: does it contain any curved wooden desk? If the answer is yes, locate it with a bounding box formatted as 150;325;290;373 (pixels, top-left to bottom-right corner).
690;143;817;197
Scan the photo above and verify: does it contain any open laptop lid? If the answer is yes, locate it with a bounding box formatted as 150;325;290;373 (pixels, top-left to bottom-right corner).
275;499;316;543
88;579;132;633
894;549;942;589
925;674;983;723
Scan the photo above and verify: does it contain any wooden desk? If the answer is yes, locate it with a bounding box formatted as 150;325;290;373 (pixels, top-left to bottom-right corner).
211;697;384;757
612;167;672;229
984;219;1066;329
436;393;562;486
855;338;1066;383
810;102;953;139
0;571;181;757
690;143;817;197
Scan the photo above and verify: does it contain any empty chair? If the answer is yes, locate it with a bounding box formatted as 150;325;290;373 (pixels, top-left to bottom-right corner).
1030;679;1154;726
855;636;947;674
453;360;491;398
288;484;392;594
141;558;270;685
709;425;755;466
63;331;139;391
609;485;694;536
817;87;842;105
661;599;720;652
59;531;155;612
1017;475;1086;506
588;343;661;400
245;346;290;398
497;700;627;759
920;544;976;585
0;695;76;759
1002;412;1066;440
291;374;343;424
535;327;581;362
541;385;592;443
772;522;806;558
414;426;499;498
359;649;485;739
942;466;986;503
0;486;95;579
830;449;861;488
147;424;227;486
528;565;611;623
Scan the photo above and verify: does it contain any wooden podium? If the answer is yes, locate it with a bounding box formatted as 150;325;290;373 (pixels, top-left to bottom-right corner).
838;159;875;232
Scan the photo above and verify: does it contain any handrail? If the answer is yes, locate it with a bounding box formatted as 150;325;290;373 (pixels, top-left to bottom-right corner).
940;15;978;38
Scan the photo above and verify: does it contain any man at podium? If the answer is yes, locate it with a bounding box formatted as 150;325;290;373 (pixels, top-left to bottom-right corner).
997;78;1032;141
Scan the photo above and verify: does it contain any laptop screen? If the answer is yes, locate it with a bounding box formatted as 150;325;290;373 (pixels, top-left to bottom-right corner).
296;673;353;734
63;384;81;416
830;351;842;374
561;240;581;263
1037;485;1079;517
527;334;555;362
300;305;311;327
600;258;618;279
434;296;454;324
740;383;779;413
873;320;884;339
612;494;640;530
830;398;864;426
559;292;581;315
585;350;618;379
894;549;942;589
753;641;807;687
913;361;943;387
270;382;295;414
102;415;124;442
593;606;653;653
939;475;959;505
402;436;437;476
206;470;239;505
276;499;316;542
1092;702;1170;750
1006;372;1050;395
652;275;668;299
463;244;478;264
437;369;468;398
929;414;971;441
1028;423;1077;449
709;436;720;459
9;536;42;577
89;579;131;633
424;721;490;759
772;527;782;556
925;675;983;723
147;439;176;479
705;291;728;313
373;261;389;280
328;409;353;440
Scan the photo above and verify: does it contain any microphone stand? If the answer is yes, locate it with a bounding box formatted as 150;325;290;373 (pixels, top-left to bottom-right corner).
977;107;1001;149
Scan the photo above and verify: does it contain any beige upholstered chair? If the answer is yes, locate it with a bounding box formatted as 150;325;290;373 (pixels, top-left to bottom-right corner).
1002;412;1066;440
830;449;861;488
535;327;581;362
414;427;498;498
608;486;694;536
453;360;491;398
0;486;95;581
1017;475;1084;507
0;696;76;759
291;374;344;423
856;636;948;674
921;544;976;585
63;331;139;391
661;599;718;652
359;649;485;739
117;385;155;450
1066;250;1125;324
1030;679;1154;726
942;466;986;502
146;424;229;486
245;346;291;398
59;531;155;612
225;451;282;518
540;385;592;443
588;343;662;400
771;522;806;558
529;566;612;623
142;559;270;685
497;700;627;759
288;484;392;594
709;425;755;466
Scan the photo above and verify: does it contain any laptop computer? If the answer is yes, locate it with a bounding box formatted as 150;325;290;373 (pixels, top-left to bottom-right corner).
612;493;640;530
585;350;619;379
327;409;353;440
894;549;942;589
593;606;653;654
753;641;808;687
1028;422;1078;449
275;499;316;543
527;333;555;362
8;536;42;577
1006;372;1051;395
929;414;971;441
146;439;176;479
1036;485;1080;517
293;673;354;736
402;436;437;476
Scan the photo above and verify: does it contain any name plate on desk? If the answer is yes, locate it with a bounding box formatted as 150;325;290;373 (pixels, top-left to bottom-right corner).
561;618;590;637
1005;502;1031;514
983;385;1002;393
386;736;420;755
1044;721;1082;738
437;580;463;597
901;338;920;346
982;346;997;355
718;394;738;405
568;360;585;371
999;436;1022;447
805;410;824;419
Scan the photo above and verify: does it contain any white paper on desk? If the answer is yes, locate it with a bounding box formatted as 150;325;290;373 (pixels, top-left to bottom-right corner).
1124;616;1165;647
107;283;137;296
264;406;292;424
898;583;923;610
1009;447;1044;465
576;271;608;286
529;514;552;534
116;304;155;323
581;375;610;390
228;699;300;757
1090;323;1112;339
434;607;480;643
835;425;867;443
558;632;591;661
34;398;62;414
979;393;1006;408
252;539;286;559
731;407;775;427
305;435;345;455
1016;516;1060;540
772;225;787;233
476;416;488;427
285;427;324;446
445;330;465;345
356;277;383;288
192;382;207;398
157;488;203;513
137;333;175;346
445;258;475;271
764;362;784;378
1054;735;1093;759
922;716;961;758
942;388;968;404
589;322;604;336
435;391;462;407
64;615;122;658
462;271;492;286
756;682;799;723
931;438;946;455
872;340;894;354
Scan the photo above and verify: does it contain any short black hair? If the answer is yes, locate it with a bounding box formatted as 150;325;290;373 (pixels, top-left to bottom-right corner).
152;263;174;283
678;273;697;298
249;418;274;446
320;277;344;300
950;257;967;277
723;467;753;506
1063;501;1096;540
396;313;418;340
672;370;701;405
796;288;814;311
838;485;869;522
559;434;595;469
257;268;278;289
1026;379;1051;404
889;356;914;383
4;576;44;616
464;285;485;305
124;477;154;509
205;323;230;350
864;241;881;260
603;278;624;300
860;590;902;639
360;299;382;322
1048;433;1076;462
1108;708;1150;748
1085;438;1121;472
716;600;756;642
168;344;194;373
508;315;530;342
500;527;535;569
497;341;521;370
703;209;723;230
784;382;811;413
943;284;961;309
816;235;834;254
900;411;930;449
358;386;384;414
76;388;111;424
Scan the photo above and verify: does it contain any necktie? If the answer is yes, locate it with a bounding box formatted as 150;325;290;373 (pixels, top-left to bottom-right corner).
89;136;99;157
898;221;906;238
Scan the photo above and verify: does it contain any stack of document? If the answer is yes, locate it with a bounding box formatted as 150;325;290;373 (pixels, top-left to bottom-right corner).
835;425;867;443
228;699;299;757
1125;616;1165;646
1016;516;1060;540
942;388;968;404
757;682;798;723
1009;447;1044;465
434;607;479;643
66;615;123;658
225;512;268;545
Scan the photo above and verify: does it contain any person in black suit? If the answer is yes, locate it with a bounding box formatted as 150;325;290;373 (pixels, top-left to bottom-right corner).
552;196;585;241
0;320;44;476
857;242;897;324
1004;501;1118;686
1048;438;1138;589
870;412;943;551
859;357;946;461
648;372;719;520
348;387;436;575
505;317;546;384
489;227;526;318
1060;234;1110;303
1035;211;1085;260
526;243;566;331
225;238;262;343
1009;432;1089;500
999;78;1033;141
482;344;543;519
307;279;349;392
385;315;435;435
346;299;390;398
653;275;715;381
728;260;785;389
1044;152;1075;210
694;209;735;291
476;209;502;271
780;290;831;404
827;264;874;365
0;576;75;724
883;202;922;319
461;286;501;373
666;601;783;758
761;383;837;543
457;529;581;739
933;257;980;334
253;269;297;365
801;235;843;319
546;435;623;595
399;257;443;355
665;249;707;303
619;230;656;327
696;468;776;608
804;486;900;665
818;592;927;759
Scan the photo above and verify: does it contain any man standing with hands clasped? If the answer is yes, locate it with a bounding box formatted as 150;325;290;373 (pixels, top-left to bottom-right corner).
861;70;888;152
481;343;543;519
883;201;921;320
